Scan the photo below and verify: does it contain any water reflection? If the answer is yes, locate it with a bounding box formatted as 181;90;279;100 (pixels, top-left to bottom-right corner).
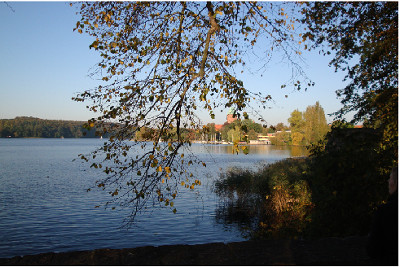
192;144;308;157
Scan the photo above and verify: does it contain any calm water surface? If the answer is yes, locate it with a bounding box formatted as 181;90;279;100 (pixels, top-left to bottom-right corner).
0;138;306;258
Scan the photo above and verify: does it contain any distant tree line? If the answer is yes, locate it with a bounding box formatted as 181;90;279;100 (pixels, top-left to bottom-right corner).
2;103;331;143
0;117;98;138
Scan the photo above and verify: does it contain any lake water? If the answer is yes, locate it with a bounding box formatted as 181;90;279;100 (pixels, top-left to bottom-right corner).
0;138;307;258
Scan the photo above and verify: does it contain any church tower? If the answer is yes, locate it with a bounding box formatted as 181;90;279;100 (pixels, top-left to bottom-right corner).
226;107;237;123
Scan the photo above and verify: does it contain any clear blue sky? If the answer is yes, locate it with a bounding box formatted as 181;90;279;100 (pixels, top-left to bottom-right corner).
0;2;354;126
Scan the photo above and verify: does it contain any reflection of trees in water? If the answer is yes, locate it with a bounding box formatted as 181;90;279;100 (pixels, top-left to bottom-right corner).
214;167;264;237
215;195;262;238
199;144;308;157
290;146;309;157
215;190;312;240
245;145;308;157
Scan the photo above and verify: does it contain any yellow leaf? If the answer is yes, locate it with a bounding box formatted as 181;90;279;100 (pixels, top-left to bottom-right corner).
157;166;162;172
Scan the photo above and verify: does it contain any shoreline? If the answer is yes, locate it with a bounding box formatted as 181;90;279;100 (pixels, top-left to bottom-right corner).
0;236;373;265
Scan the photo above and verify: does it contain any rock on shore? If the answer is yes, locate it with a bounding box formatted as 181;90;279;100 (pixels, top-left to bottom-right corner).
0;236;373;265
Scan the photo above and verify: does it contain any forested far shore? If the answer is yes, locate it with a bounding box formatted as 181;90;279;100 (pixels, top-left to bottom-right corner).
0;117;98;138
1;103;357;144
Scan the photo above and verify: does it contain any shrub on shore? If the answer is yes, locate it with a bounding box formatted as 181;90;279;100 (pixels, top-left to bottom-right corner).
306;127;388;237
215;158;313;239
215;127;392;240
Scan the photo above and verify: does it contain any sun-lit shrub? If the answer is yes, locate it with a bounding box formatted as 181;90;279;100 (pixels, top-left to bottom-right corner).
215;158;312;239
258;180;313;239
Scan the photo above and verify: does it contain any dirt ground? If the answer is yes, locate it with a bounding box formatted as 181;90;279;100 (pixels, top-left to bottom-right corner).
0;236;375;265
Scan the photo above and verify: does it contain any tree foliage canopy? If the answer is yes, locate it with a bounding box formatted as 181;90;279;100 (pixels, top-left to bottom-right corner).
287;102;328;146
72;1;309;225
302;2;398;161
303;102;329;146
72;1;397;226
